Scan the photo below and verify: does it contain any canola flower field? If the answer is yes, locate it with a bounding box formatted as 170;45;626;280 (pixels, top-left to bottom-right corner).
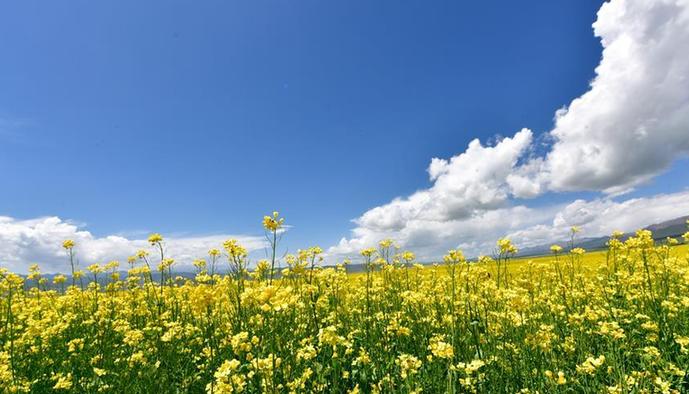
2;212;689;393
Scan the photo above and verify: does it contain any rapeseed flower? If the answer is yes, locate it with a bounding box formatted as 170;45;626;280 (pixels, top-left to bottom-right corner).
2;219;689;393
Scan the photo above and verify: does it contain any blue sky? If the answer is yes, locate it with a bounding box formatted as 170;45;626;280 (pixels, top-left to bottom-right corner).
2;0;689;272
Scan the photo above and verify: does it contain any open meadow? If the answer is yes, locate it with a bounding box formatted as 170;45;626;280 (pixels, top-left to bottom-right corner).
3;0;689;392
1;214;689;393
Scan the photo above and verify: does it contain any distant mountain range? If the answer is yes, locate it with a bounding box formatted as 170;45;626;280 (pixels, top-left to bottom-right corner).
517;214;689;257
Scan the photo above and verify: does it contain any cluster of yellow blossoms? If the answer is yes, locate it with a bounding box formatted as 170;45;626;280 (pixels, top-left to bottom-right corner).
1;216;689;393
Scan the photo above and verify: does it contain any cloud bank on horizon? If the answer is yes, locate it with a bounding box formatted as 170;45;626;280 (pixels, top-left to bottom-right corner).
330;0;689;259
0;216;266;273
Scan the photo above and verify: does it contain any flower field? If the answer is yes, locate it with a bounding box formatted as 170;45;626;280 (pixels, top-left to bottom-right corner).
2;214;689;393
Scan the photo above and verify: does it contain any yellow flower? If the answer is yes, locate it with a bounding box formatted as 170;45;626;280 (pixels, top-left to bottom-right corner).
360;248;376;258
396;354;422;379
429;337;454;359
193;259;206;270
296;345;317;361
443;249;465;264
550;245;563;253
62;239;75;249
570;247;586;255
223;239;248;258
675;335;689;354
53;274;67;285
379;239;394;249
557;371;566;385
87;264;103;274
148;233;163;244
27;264;41;280
497;238;518;255
262;211;284;232
52;373;73;390
401;251;415;262
158;258;175;272
576;355;605;375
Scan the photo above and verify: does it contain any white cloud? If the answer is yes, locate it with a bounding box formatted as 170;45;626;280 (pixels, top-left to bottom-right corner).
508;190;689;248
543;0;689;193
332;188;689;262
356;128;534;233
329;129;551;260
0;216;266;274
330;204;559;261
330;0;689;260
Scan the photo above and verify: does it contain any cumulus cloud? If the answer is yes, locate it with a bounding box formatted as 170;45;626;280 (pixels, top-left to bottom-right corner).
330;0;689;260
330;204;560;261
329;129;554;259
332;188;689;261
508;190;689;248
0;216;266;273
543;0;689;193
356;128;534;233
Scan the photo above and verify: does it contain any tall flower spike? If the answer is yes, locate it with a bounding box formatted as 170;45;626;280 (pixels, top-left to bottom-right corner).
148;233;163;245
262;211;284;232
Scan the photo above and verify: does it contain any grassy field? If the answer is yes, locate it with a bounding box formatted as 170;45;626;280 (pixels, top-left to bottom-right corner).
1;214;689;393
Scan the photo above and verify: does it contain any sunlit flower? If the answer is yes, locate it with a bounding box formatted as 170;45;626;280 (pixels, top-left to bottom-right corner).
158;258;175;272
497;238;518;255
1;214;687;392
148;233;163;244
262;211;284;232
